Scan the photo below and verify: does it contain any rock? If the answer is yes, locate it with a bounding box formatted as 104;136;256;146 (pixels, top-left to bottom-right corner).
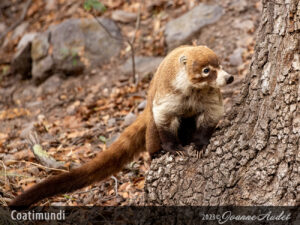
137;100;147;110
12;17;122;84
123;112;137;126
120;56;163;78
108;118;116;127
11;40;32;78
229;48;245;66
30;32;53;82
18;85;37;100
32;55;54;82
12;22;29;40
165;4;224;49
50;18;121;72
37;74;62;95
17;33;37;49
111;10;137;23
0;23;6;34
11;33;37;78
31;32;50;61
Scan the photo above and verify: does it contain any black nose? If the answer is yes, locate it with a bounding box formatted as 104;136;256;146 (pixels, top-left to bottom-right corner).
226;76;234;84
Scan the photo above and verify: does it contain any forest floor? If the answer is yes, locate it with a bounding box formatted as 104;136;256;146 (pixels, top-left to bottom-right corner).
0;0;261;206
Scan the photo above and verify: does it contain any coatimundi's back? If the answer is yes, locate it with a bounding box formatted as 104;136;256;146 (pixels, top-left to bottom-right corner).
9;45;234;207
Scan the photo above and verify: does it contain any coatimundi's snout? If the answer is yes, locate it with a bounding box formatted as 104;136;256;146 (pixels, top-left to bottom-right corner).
179;46;234;88
216;68;234;86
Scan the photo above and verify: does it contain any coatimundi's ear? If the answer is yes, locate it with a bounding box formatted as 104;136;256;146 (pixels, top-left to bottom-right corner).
179;55;187;66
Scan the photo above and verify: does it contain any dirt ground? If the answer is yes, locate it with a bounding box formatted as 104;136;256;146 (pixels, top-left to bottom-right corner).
0;0;261;206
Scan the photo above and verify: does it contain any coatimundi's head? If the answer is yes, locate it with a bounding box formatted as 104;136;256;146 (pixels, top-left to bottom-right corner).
179;46;234;89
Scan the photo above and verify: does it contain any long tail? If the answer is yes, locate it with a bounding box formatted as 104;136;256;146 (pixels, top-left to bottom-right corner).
9;112;147;207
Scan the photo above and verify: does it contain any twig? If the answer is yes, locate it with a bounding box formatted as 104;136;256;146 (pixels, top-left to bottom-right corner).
74;187;99;195
0;0;32;42
0;160;7;186
130;1;142;44
111;175;118;197
91;1;142;84
129;2;142;84
9;160;68;173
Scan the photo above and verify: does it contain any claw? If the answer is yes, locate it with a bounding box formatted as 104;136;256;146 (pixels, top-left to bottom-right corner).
196;150;203;159
188;144;205;159
176;150;186;157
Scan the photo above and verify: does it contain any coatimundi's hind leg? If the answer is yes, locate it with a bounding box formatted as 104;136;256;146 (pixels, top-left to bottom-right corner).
147;115;186;157
144;118;161;167
146;118;161;155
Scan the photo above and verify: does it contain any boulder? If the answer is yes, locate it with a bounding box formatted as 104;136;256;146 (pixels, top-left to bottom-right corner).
17;33;37;49
165;4;224;49
120;56;163;79
123;112;137;126
12;17;122;83
11;33;38;78
12;22;29;40
11;41;32;78
49;17;122;76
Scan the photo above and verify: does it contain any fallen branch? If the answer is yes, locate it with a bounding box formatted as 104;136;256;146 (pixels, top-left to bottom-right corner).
111;175;119;197
9;160;68;173
25;132;65;170
0;0;32;42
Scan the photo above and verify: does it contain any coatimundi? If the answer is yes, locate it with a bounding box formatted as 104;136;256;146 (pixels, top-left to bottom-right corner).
9;45;234;207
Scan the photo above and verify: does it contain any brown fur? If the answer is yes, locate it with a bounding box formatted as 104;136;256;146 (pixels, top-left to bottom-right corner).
9;46;232;207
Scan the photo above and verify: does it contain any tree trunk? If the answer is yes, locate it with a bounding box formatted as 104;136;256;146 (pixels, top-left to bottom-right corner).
144;0;300;206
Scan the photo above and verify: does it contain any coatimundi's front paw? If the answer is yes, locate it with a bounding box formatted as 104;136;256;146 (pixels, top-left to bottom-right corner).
161;142;186;156
189;143;208;159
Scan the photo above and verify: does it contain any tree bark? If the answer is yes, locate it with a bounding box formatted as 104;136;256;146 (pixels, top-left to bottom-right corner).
144;0;300;206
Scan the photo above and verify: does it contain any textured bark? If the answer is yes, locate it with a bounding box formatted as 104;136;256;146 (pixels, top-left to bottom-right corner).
144;0;300;206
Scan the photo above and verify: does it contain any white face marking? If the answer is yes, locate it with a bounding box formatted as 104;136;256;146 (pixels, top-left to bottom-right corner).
172;68;192;94
216;69;231;87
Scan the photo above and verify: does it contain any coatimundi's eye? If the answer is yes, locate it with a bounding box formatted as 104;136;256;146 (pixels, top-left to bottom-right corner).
203;68;210;74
